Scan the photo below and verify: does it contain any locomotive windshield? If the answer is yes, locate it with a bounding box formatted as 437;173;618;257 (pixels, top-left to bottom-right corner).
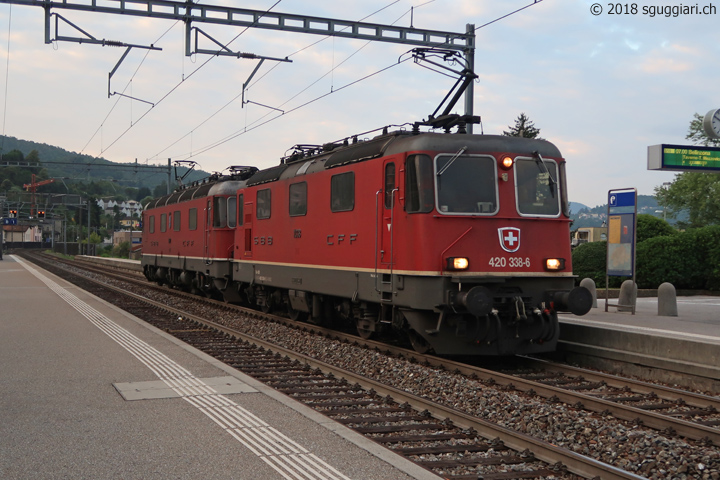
435;154;498;214
515;157;561;216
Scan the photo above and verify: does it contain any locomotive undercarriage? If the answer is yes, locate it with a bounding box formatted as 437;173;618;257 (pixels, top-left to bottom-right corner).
142;257;590;356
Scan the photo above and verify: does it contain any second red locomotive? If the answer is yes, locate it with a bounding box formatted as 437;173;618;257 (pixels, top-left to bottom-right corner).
142;125;592;355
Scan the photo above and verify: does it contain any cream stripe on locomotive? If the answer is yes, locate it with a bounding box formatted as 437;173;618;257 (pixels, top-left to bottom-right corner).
142;255;575;278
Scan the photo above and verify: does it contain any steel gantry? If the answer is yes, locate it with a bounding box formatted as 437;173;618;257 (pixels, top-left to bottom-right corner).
0;0;476;128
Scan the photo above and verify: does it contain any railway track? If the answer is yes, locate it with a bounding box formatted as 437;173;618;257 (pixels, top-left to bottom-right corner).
24;252;720;478
66;254;720;445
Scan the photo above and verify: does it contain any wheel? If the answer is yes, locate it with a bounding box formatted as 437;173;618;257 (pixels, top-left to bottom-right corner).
408;330;431;354
356;322;374;339
287;304;308;322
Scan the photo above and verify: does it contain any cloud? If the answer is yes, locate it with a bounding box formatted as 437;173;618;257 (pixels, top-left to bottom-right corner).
0;0;717;207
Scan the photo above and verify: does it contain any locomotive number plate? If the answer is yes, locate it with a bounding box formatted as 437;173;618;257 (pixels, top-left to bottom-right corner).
488;257;531;268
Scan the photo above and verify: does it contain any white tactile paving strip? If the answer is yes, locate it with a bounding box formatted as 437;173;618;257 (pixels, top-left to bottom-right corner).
16;256;352;480
114;376;257;400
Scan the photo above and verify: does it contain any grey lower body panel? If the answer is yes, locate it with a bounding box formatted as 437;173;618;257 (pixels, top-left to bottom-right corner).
142;256;576;356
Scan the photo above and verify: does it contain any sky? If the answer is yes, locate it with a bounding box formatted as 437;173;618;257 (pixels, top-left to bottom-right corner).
0;0;718;208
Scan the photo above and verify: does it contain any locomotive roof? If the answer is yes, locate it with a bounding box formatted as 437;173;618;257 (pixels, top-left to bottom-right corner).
144;176;241;209
144;132;563;210
384;133;562;158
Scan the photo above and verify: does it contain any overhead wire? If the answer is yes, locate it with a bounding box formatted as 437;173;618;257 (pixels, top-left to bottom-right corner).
151;0;448;163
184;56;412;158
160;0;546;163
148;0;403;162
90;0;545;163
79;18;180;161
475;0;544;31
95;0;283;158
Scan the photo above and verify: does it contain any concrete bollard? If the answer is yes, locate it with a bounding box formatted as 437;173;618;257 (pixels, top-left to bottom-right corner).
617;280;637;312
580;278;598;308
658;282;678;317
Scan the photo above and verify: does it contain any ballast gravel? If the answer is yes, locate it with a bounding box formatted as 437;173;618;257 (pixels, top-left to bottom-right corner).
84;269;720;480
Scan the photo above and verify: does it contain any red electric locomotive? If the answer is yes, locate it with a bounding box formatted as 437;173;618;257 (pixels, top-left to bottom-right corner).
142;122;592;356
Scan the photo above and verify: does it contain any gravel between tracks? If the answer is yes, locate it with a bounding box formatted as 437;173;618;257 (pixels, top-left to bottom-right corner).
82;267;720;480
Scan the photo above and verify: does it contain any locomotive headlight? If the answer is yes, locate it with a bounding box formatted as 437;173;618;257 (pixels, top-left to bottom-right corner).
544;258;566;271
501;156;514;169
447;257;469;270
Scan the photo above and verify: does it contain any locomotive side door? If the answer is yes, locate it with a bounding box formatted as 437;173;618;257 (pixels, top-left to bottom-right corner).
204;198;212;263
379;159;397;269
243;199;253;258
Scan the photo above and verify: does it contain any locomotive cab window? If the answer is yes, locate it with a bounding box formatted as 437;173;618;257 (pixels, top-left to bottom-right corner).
173;211;181;231
160;213;167;233
237;194;244;226
515;157;561;217
213;197;228;228
405;154;434;213
227;196;237;228
289;182;307;216
149;215;155;234
331;172;354;212
257;189;271;219
435;154;498;215
384;163;395;208
189;208;197;231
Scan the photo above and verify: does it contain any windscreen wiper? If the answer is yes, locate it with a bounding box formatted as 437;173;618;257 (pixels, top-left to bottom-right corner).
437;146;467;176
532;151;557;197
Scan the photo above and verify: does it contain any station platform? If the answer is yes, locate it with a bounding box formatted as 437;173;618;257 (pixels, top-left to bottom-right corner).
0;255;440;480
559;295;720;391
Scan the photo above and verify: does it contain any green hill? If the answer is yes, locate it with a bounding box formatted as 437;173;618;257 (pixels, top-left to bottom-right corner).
0;135;210;199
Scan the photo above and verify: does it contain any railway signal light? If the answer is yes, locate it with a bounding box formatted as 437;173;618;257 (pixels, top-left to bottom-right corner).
9;209;17;218
38;210;45;218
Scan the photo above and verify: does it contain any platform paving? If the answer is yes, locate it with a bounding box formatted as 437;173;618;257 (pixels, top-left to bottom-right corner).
0;255;440;480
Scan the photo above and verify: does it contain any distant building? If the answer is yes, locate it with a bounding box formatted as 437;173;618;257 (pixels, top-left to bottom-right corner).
96;198;143;218
2;224;42;243
119;219;141;229
113;230;142;260
113;230;142;247
572;227;607;247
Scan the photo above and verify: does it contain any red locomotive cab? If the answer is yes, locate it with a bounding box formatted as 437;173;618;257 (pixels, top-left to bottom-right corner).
385;138;590;354
206;181;244;261
400;148;574;279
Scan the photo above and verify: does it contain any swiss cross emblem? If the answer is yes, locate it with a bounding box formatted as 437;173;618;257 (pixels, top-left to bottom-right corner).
498;227;521;253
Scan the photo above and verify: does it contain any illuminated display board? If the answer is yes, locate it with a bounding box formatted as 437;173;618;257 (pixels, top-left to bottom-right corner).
648;144;720;171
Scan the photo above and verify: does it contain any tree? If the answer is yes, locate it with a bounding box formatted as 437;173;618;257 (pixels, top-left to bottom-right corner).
136;186;151;201
140;195;155;208
113;241;131;258
656;173;720;228
113;205;123;231
503;113;543;139
88;232;103;244
685;113;720;147
636;214;675;243
1;149;24;163
25;149;40;163
655;113;720;228
153;181;168;198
